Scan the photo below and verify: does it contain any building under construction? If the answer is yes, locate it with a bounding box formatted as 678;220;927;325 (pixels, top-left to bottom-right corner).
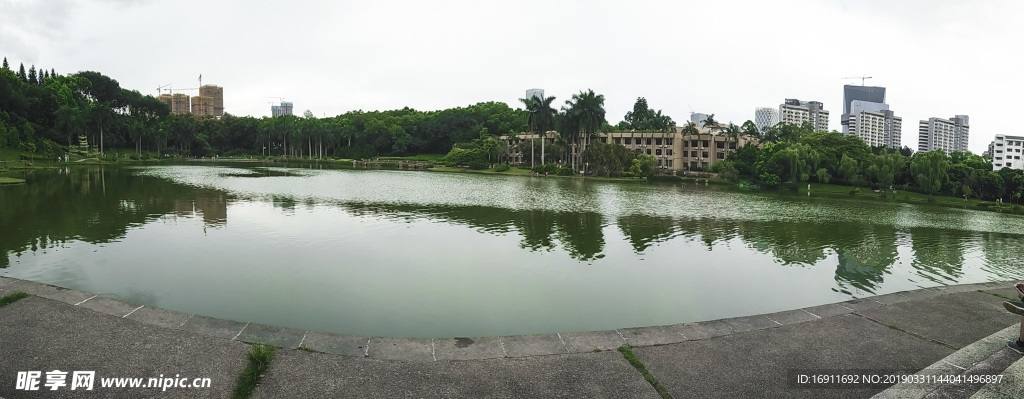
156;84;225;117
157;93;192;115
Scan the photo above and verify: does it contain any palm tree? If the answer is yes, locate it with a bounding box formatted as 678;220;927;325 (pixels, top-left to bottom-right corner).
519;96;537;167
563;90;606;171
724;123;741;151
90;104;115;158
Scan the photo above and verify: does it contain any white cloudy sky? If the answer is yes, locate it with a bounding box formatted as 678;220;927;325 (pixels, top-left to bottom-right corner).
1;0;1021;153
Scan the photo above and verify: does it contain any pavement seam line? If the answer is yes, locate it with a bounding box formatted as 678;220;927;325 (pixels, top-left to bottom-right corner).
121;305;144;318
177;314;194;328
430;339;436;361
940;359;967;371
74;295;97;306
837;303;855;311
233;322;249;340
800;309;822;319
766;316;782;326
556;333;569;353
853;312;959;350
297;331;308;348
498;337;508;357
615;329;628;345
364;338;370;357
677;331;688;339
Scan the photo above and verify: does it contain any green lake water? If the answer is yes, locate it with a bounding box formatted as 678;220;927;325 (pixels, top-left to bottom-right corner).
2;164;1022;338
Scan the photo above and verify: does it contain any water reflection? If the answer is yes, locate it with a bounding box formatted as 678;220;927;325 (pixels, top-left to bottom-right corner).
3;165;1023;298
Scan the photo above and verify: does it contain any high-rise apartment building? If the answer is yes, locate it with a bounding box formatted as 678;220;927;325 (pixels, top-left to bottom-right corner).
754;107;779;133
849;109;902;148
191;96;213;116
918;115;969;154
525;88;544;101
778;99;829;131
199;85;224;117
157;93;192;115
990;134;1024;170
841;85;886;135
271;101;294;117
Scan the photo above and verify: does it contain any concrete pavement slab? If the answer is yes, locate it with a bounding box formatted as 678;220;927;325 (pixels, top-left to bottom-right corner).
0;296;247;399
857;291;1018;348
767;309;821;325
251;348;660;399
300;332;368;357
124;306;192;329
842;297;885;311
635;314;954;399
78;296;140;318
235;323;305;348
433;337;505;360
366;337;434;361
618;325;686;347
723;314;781;333
500;334;568;357
801;303;854;318
675;320;733;340
561;330;627;353
178;315;249;340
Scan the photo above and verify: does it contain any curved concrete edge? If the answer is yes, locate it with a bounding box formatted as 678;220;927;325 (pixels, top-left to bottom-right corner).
0;276;1016;362
871;323;1020;398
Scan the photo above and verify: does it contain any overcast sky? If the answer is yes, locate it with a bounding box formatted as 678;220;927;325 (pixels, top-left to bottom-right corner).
2;0;1021;154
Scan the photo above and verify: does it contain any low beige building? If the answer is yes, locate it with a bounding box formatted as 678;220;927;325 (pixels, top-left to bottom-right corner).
501;126;758;173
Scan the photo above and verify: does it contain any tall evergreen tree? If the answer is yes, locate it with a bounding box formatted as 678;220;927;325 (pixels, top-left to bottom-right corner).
28;65;38;85
42;70;49;81
51;68;56;78
2;57;8;69
18;63;27;82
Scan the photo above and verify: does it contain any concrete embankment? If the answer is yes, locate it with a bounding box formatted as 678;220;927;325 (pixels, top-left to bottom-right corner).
1;276;1022;398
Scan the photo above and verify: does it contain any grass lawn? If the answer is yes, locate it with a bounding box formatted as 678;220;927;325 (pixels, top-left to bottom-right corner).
428;166;533;176
797;182;1024;214
377;154;446;162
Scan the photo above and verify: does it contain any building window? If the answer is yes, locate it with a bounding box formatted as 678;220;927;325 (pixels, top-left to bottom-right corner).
646;138;652;145
729;142;737;149
656;149;662;156
715;142;725;149
656;138;662;146
702;140;709;147
647;149;652;154
717;152;725;159
690;151;698;157
668;160;673;167
667;139;673;145
667;149;673;156
702;151;709;158
691;140;698;147
614;138;621;145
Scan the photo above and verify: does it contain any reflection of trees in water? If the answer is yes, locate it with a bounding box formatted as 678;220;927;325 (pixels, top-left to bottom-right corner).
978;233;1024;280
0;167;229;268
909;227;967;285
339;203;606;261
616;216;679;253
833;226;899;295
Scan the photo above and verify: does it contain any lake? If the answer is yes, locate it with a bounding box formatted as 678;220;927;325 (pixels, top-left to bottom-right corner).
1;164;1022;338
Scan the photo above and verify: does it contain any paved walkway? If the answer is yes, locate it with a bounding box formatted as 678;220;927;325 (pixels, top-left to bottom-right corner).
1;276;1022;398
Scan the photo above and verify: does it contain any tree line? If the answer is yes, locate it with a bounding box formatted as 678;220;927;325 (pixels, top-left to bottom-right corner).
714;125;1021;203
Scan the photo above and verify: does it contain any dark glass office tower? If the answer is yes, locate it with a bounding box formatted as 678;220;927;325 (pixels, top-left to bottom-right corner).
841;85;886;135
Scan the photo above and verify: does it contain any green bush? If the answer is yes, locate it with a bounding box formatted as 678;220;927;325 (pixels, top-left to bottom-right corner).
494;164;510;172
466;157;488;170
556;166;573;176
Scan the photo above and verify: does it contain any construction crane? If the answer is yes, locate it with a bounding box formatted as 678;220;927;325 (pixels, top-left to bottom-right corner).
156;83;171;96
267;96;287;102
842;75;873;86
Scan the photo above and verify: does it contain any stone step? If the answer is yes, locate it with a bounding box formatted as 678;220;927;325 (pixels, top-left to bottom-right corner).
872;324;1020;399
969;355;1024;398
